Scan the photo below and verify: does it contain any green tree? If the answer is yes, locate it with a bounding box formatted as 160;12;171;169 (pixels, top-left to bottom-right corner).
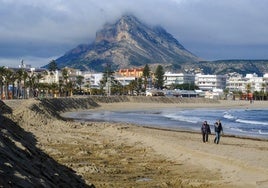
127;80;138;95
48;60;58;72
154;65;165;89
143;64;150;90
137;77;143;94
223;88;229;100
76;75;84;94
61;68;69;97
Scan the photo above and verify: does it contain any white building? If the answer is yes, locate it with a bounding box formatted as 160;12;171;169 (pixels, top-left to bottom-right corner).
226;73;268;93
226;73;247;92
195;74;227;91
39;70;59;84
83;72;103;88
115;76;136;86
164;72;195;87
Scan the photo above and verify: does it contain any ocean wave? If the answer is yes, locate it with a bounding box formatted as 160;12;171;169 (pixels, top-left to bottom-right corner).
229;127;248;133
236;119;268;126
259;130;268;135
164;113;199;124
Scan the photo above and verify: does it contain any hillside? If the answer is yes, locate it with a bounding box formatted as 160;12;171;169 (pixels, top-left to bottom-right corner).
182;60;268;75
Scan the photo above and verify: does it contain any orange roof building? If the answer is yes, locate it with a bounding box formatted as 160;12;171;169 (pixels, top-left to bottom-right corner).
118;68;144;78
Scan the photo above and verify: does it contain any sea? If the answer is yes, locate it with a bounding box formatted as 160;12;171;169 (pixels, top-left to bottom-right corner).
63;107;268;140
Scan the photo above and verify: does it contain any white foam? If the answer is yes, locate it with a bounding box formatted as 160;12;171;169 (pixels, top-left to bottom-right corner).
259;130;268;135
236;119;268;126
223;111;236;120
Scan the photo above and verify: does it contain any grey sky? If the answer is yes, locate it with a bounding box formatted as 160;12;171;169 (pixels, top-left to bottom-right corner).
1;0;268;68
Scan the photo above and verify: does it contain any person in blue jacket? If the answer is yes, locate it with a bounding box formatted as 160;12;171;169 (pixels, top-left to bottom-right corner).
214;120;223;144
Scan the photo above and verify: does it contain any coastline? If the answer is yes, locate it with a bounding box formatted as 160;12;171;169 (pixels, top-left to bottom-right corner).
2;97;268;187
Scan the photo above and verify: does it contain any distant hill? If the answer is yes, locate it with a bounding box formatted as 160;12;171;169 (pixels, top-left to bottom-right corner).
182;60;268;75
54;15;200;72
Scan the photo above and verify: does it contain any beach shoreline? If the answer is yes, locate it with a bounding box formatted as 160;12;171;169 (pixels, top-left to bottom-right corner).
3;97;268;187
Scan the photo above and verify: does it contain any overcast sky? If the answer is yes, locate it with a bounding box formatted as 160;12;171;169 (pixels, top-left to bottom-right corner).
1;0;268;68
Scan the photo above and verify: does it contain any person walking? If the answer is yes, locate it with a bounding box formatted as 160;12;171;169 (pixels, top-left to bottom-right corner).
201;121;211;143
214;120;223;144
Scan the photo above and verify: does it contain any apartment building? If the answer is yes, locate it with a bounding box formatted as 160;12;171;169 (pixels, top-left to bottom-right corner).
195;74;227;91
83;72;103;88
164;72;195;87
58;67;83;83
226;73;268;93
118;68;144;78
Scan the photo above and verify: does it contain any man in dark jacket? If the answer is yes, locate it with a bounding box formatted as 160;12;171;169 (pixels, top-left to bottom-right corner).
201;121;211;143
214;120;223;144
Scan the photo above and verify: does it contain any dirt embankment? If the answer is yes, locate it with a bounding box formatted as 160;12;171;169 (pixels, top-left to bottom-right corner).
0;99;94;188
0;96;219;188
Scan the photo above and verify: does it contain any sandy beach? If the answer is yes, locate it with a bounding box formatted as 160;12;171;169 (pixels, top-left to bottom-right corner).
2;97;268;187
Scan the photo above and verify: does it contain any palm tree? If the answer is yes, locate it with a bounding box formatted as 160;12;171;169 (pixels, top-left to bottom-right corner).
3;69;14;100
16;69;23;99
0;66;6;99
58;79;64;97
27;73;37;98
246;83;251;100
261;83;266;101
10;71;17;99
22;70;29;99
34;73;44;98
66;81;75;97
50;83;59;98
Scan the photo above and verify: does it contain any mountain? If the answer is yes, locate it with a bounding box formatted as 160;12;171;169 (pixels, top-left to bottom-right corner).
53;15;268;75
55;15;200;72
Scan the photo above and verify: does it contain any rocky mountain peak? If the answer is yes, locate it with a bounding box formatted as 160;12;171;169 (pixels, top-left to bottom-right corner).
95;15;140;43
55;14;200;72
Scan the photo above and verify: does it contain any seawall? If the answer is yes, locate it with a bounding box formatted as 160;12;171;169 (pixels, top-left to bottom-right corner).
38;96;219;114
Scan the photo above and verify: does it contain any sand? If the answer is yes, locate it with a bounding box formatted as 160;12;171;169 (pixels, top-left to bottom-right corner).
3;98;268;187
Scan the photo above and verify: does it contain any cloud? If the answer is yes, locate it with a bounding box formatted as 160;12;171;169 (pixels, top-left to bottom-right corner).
1;0;268;67
0;56;57;68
